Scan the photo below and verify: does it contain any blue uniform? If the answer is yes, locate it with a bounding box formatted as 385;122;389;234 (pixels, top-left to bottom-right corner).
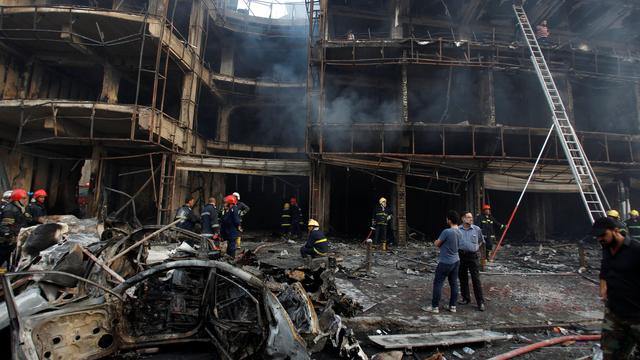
201;203;219;235
300;229;329;258
220;205;241;256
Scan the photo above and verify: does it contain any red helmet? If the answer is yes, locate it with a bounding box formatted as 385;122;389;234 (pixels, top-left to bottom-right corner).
482;204;491;210
290;197;297;205
224;195;237;205
33;189;47;198
10;189;28;202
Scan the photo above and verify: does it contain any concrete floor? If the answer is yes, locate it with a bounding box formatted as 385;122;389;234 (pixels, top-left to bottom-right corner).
243;233;604;359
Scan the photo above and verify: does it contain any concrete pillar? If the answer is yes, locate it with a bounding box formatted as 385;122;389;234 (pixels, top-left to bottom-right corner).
480;70;496;126
310;162;330;230
148;0;168;16
557;75;576;126
617;179;630;218
216;105;233;142
396;172;407;244
635;82;640;133
179;1;206;131
390;0;403;39
400;61;408;123
220;45;235;76
100;63;121;104
86;146;105;217
527;194;546;242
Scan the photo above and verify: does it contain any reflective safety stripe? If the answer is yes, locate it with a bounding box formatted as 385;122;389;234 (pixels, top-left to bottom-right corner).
314;238;328;244
313;247;327;256
201;212;211;216
281;224;291;227
376;212;386;215
282;215;291;217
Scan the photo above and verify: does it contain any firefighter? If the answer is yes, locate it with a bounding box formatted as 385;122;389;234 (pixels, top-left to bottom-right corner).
201;197;220;248
476;204;505;257
290;197;304;239
300;219;329;258
27;189;48;225
0;189;31;269
175;196;199;232
1;190;12;210
607;209;628;236
281;202;292;239
371;197;392;250
232;192;250;249
220;195;241;257
626;209;640;241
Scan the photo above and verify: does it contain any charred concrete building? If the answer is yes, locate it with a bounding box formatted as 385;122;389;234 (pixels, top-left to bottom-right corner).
1;0;640;242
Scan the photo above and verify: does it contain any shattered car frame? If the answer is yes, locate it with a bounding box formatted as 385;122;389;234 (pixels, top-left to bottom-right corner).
3;260;311;360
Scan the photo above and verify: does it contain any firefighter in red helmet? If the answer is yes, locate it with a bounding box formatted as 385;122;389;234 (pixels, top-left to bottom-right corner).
0;189;31;269
475;204;505;258
27;189;48;225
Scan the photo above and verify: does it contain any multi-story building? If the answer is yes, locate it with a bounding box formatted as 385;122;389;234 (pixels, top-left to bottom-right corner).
0;0;638;242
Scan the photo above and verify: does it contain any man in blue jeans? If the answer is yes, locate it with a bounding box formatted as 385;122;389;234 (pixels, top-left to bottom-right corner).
423;210;462;314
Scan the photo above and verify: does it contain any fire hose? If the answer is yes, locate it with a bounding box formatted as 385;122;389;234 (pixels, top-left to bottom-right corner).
488;334;601;360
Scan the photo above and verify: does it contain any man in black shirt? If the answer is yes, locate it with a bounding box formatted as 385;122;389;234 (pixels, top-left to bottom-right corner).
592;217;640;359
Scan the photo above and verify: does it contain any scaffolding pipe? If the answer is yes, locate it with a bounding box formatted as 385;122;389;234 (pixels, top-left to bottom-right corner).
490;124;555;261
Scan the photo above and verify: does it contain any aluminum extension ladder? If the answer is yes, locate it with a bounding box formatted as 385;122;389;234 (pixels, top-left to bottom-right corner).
514;4;608;222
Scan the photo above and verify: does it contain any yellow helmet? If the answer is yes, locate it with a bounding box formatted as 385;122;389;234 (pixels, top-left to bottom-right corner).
631;209;639;217
308;219;319;227
379;197;387;205
606;209;620;219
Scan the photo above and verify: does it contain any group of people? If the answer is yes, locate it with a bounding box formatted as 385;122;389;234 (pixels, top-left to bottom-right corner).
422;209;492;314
280;197;305;240
174;191;250;257
605;209;640;241
0;188;49;269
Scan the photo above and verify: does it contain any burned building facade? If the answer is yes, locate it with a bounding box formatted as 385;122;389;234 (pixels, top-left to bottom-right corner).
0;0;639;242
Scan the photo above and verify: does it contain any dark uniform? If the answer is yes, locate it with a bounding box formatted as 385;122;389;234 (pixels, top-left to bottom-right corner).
27;201;47;225
290;204;304;239
599;235;640;359
625;217;640;241
476;214;504;253
281;206;292;236
220;205;241;257
371;204;391;246
237;201;250;218
201;203;219;235
175;205;198;232
300;229;329;258
0;202;29;266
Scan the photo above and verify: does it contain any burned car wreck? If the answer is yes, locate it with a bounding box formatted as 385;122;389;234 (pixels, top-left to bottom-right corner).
1;217;368;360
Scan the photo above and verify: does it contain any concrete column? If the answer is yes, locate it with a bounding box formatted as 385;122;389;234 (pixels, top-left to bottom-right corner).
396;172;407;244
86;146;105;217
216;105;233;142
310;162;330;230
400;61;408;123
617;179;630;218
100;63;121;104
220;45;235;76
635;82;640;133
527;194;546;242
480;70;496;126
179;1;205;130
557;75;575;126
390;0;403;39
148;0;169;16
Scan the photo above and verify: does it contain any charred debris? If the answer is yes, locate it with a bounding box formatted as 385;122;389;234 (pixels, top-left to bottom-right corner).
0;215;368;360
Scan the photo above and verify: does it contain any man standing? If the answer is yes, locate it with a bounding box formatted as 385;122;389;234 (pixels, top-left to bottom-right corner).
423;210;461;314
175;196;199;232
220;195;241;258
592;217;640;359
201;197;219;237
300;219;329;258
476;204;504;257
458;212;486;311
0;189;30;269
290;197;304;239
371;197;392;250
625;209;640;241
280;202;292;240
232;192;249;249
27;189;48;225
